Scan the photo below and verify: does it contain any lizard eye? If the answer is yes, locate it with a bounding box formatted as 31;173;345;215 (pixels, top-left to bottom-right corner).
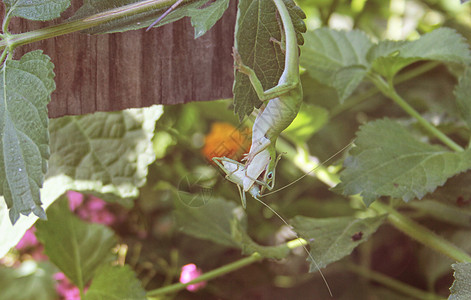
267;172;273;180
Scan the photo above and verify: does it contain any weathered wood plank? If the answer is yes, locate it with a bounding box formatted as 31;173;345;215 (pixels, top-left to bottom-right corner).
3;0;236;117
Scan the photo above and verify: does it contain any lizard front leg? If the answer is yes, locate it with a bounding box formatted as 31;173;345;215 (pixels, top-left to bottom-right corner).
232;47;298;102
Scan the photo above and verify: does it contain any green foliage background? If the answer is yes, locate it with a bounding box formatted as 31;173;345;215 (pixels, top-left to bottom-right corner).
1;0;471;299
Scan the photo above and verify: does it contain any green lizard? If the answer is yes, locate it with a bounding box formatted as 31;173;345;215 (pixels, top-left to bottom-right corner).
222;0;304;196
214;3;333;293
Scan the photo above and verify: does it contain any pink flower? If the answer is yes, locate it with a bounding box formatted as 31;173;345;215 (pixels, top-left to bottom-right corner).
53;272;66;281
67;191;84;211
179;263;206;292
86;196;107;210
15;227;48;261
16;227;38;250
81;197;116;225
54;272;83;300
68;192;116;226
88;209;116;225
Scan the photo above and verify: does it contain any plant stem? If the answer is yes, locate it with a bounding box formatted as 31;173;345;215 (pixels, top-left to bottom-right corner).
346;263;446;300
0;49;8;66
2;9;13;34
146;237;307;297
146;253;263;296
0;0;185;50
373;202;471;263
330;61;441;118
368;73;464;152
321;0;340;26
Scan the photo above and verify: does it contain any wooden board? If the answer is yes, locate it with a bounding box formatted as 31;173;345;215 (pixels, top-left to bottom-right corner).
4;1;237;118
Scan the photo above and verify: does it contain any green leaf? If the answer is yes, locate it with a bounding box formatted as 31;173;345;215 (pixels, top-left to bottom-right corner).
0;261;57;300
230;207;290;259
449;262;471;300
233;0;306;119
0;106;161;259
368;28;471;79
3;0;71;21
35;198;117;290
0;50;55;224
85;264;146;300
455;68;471;130
48;105;162;205
331;66;368;102
174;196;240;248
291;215;387;270
283;104;328;145
366;40;407;78
300;28;372;102
174;195;291;259
72;0;208;34
334;119;471;206
189;0;230;39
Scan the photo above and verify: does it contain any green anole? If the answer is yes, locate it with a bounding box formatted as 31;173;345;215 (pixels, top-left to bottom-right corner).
230;0;303;195
214;2;333;294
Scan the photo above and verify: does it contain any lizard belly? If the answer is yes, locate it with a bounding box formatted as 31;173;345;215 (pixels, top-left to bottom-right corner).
243;149;271;191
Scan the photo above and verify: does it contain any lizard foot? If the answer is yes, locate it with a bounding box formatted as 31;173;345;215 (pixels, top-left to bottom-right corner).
232;47;252;75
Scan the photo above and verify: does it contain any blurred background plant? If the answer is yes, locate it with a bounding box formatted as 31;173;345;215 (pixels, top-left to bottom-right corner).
1;0;471;299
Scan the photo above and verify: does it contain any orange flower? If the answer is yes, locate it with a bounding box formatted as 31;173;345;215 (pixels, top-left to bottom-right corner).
202;122;251;162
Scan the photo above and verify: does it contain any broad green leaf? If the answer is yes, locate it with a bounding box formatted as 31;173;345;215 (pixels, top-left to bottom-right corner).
449;262;471;300
368;28;471;79
35;198;117;289
291;215;387;270
230;207;290;259
174;196;241;247
0;106;161;259
334;119;471;206
455;68;471;130
283;104;328;145
331;65;368;102
300;28;371;102
189;0;230;39
48;105;162;205
174;196;291;259
85;264;146;300
72;0;208;34
233;0;306;119
365;40;407;79
3;0;70;21
0;50;55;224
0;261;57;300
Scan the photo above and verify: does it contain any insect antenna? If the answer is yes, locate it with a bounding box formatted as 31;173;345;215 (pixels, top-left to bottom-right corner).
146;0;184;32
252;195;333;297
261;140;354;197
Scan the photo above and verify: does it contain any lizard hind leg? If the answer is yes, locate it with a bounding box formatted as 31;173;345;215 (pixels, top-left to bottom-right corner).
232;47;253;76
270;9;286;53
